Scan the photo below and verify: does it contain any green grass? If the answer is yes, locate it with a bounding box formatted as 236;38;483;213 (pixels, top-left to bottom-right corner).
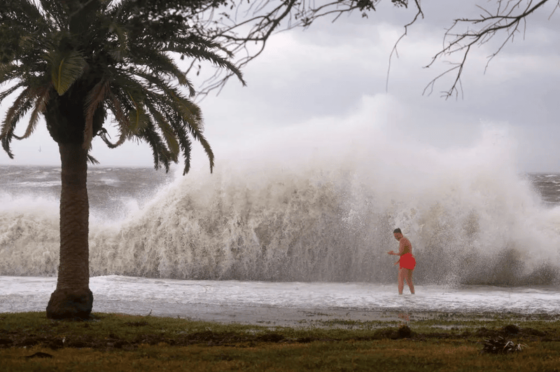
1;312;560;371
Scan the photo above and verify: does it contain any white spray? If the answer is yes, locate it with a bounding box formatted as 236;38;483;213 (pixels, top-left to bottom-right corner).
1;95;559;285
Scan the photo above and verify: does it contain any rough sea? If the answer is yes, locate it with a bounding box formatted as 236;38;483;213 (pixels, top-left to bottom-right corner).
2;130;560;322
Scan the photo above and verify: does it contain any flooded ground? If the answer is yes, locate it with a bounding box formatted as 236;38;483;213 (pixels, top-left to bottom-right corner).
2;275;559;327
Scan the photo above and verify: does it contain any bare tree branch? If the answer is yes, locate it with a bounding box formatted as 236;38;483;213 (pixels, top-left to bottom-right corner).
386;0;424;92
424;0;556;99
120;0;554;102
189;0;413;100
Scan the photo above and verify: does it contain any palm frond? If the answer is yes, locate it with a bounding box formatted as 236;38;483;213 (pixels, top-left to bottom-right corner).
180;34;235;58
145;101;179;161
141;119;172;172
106;0;138;19
16;84;51;139
47;49;87;96
83;79;110;149
0;64;19;85
132;66;196;99
130;69;185;97
178;130;192;175
99;129;126;149
0;83;25;105
87;152;99;165
127;94;149;134
172;45;245;86
101;92;130;149
140;86;210;173
1;0;47;34
157;106;193;175
18;0;45;23
38;0;69;30
1;86;33;138
106;20;129;62
128;48;191;89
0;0;239;174
0;86;34;158
196;131;214;173
170;94;204;137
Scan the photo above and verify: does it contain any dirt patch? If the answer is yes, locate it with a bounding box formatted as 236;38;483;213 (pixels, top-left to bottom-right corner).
124;321;149;327
25;352;54;359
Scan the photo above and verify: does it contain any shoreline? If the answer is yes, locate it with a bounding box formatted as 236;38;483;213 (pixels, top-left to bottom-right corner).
5;302;560;329
92;303;560;329
4;276;560;322
129;305;560;328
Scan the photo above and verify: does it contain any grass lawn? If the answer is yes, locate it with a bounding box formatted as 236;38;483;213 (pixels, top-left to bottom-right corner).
1;312;560;371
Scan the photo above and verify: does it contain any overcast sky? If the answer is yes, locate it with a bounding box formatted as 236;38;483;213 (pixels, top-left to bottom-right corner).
1;0;559;172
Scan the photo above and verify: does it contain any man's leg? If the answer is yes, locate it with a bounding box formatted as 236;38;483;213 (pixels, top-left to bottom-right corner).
405;269;415;294
398;268;405;294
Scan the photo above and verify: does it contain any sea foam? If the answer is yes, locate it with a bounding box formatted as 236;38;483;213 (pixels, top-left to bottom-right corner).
1;95;559;285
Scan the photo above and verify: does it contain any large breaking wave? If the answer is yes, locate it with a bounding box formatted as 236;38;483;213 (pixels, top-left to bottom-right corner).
1;96;560;285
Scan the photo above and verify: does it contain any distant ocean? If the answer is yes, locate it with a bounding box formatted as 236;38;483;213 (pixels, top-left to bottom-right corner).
0;163;559;286
529;173;560;206
0;165;173;220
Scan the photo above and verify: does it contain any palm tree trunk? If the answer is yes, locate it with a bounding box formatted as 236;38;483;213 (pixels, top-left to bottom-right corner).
46;143;93;319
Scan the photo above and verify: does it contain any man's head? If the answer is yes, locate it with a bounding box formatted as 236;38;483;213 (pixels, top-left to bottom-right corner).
393;228;403;241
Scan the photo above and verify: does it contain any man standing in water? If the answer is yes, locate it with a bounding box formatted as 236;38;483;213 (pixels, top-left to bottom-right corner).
387;228;416;295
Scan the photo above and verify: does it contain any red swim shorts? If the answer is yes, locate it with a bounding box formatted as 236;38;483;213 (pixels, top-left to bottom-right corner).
400;253;416;270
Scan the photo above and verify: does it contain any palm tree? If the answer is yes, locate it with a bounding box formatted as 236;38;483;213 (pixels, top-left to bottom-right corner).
0;0;244;319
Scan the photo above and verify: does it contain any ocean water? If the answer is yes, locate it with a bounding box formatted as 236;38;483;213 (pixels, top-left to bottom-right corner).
2;276;560;322
2;126;560;317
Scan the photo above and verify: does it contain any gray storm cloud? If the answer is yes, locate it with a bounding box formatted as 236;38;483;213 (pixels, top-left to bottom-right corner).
0;0;558;171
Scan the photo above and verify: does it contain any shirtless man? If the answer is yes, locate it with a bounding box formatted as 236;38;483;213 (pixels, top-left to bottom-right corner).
387;228;416;295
